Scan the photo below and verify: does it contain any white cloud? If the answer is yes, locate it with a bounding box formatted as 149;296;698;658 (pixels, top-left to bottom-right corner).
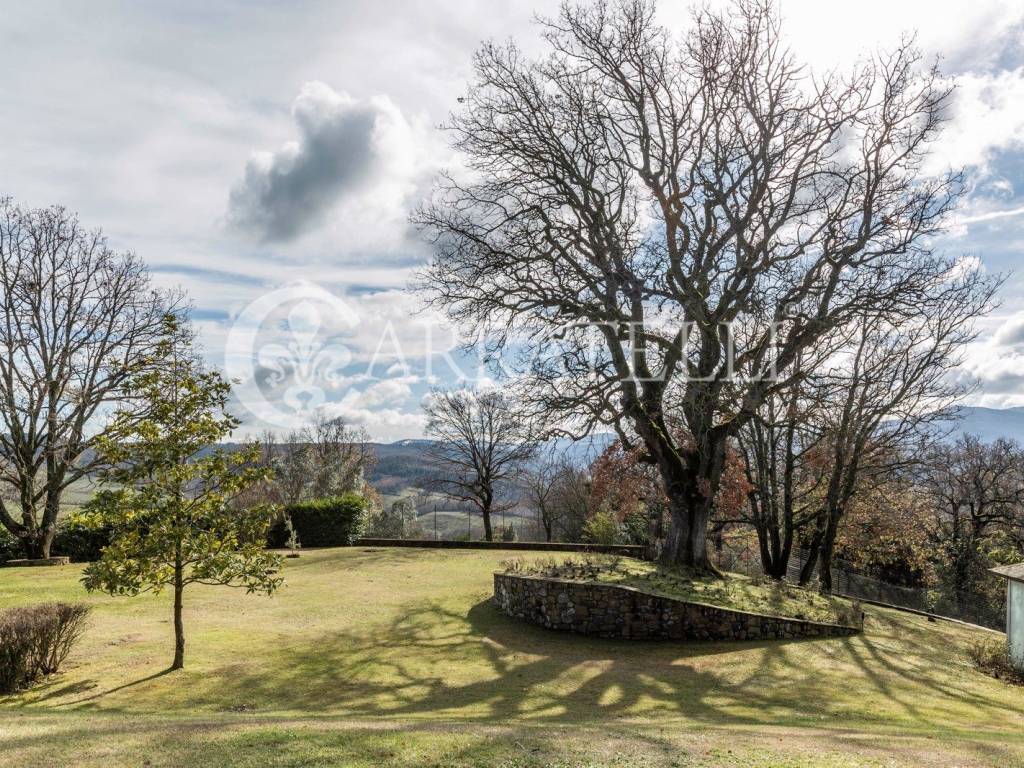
928;68;1024;174
957;205;1024;226
226;82;435;243
993;312;1024;349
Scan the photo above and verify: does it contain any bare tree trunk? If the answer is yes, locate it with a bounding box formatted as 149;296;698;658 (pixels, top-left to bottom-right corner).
22;524;56;559
798;524;824;586
23;533;40;559
662;492;717;572
756;525;790;580
171;553;185;670
37;492;62;559
661;432;726;572
481;500;493;542
818;546;834;594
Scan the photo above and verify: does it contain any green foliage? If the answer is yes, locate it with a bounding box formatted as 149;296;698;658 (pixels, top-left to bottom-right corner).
0;603;90;693
581;510;621;545
81;318;281;667
0;512;119;564
928;530;1012;628
0;525;21;562
621;509;650;546
52;513;115;563
268;494;368;548
500;523;517;542
365;497;418;539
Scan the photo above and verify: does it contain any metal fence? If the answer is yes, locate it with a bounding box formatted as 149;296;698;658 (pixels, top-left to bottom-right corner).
714;547;1006;632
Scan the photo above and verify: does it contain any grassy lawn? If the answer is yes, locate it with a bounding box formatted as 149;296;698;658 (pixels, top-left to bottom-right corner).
502;555;860;626
0;547;1021;767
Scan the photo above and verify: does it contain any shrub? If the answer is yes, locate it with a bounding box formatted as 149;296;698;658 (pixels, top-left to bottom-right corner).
581;511;621;546
0;603;90;694
0;526;22;563
52;514;115;563
283;516;301;557
834;599;865;629
621;509;650;546
267;494;368;548
968;636;1024;684
500;524;517;542
500;557;524;573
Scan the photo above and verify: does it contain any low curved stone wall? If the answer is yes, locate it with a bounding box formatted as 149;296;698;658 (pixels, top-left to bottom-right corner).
493;572;861;641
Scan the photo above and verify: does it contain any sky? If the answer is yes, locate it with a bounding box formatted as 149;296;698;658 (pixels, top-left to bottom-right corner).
2;0;1023;441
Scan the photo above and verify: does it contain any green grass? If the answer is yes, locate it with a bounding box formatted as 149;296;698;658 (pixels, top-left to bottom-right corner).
0;548;1021;767
504;555;859;625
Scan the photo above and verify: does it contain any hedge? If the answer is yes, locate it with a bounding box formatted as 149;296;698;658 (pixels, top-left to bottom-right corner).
54;516;115;563
0;515;115;564
267;494;368;549
0;527;21;562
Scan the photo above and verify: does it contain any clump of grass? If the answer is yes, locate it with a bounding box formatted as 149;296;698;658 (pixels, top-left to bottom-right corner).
499;557;524;573
967;637;1024;685
834;599;865;629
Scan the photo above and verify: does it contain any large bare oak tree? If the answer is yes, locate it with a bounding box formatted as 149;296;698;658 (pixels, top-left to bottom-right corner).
0;199;178;558
416;0;974;569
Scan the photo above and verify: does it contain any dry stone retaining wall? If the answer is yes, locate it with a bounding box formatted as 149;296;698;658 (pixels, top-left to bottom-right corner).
493;572;860;641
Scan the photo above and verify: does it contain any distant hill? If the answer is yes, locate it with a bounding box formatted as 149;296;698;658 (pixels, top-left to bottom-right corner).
942;405;1024;444
366;441;438;494
364;433;619;494
366;407;1024;494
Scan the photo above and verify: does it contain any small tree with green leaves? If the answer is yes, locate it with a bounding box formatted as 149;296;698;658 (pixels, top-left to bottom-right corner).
81;319;282;670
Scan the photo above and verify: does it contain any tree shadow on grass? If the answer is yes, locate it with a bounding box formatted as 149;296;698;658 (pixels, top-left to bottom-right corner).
37;596;1024;739
834;609;1014;722
148;598;882;728
48;669;174;707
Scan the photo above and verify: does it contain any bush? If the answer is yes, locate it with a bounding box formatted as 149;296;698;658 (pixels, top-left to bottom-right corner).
967;636;1023;684
267;494;368;548
621;509;650;546
582;511;621;545
52;514;115;563
834;599;865;629
0;603;90;694
0;526;22;563
0;517;113;564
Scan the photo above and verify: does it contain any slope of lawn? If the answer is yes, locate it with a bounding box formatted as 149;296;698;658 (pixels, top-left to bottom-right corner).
0;547;1021;767
502;555;861;626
